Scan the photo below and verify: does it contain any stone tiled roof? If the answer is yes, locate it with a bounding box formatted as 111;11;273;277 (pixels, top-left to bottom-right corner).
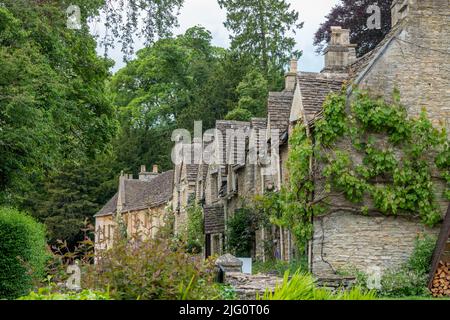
250;118;267;130
95;193;119;218
94;170;174;217
297;72;348;122
216;120;250;165
204;204;225;234
250;117;268;152
185;164;199;183
267;92;293;134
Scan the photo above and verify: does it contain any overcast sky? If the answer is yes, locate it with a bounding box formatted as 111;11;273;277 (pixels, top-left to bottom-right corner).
90;0;340;73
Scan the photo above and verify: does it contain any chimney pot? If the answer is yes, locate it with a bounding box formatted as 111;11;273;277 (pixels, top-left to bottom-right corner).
153;165;159;174
140;165;146;173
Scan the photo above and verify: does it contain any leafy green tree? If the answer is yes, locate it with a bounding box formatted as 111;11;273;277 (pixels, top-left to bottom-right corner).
225;108;253;122
236;69;268;117
218;0;303;89
28;158;118;246
0;3;117;207
110;26;237;172
8;0;186;59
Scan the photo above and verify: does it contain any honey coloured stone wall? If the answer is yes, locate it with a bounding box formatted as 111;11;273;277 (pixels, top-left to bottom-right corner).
312;212;439;277
353;0;450;134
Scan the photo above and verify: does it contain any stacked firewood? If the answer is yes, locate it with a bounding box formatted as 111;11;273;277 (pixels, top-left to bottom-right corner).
430;261;450;297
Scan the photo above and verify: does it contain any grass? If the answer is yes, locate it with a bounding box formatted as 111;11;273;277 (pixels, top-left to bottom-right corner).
259;271;377;300
253;257;307;276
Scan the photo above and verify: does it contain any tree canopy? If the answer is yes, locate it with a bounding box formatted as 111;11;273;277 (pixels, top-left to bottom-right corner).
218;0;303;90
0;2;117;206
314;0;392;57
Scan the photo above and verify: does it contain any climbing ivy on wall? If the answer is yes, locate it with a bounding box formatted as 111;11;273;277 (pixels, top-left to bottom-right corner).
185;203;204;254
276;89;450;252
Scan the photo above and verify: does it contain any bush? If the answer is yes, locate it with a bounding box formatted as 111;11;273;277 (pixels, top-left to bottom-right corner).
217;284;237;300
83;237;220;300
185;204;204;254
260;271;376;300
380;268;429;297
18;287;110;300
226;208;254;257
380;235;436;297
0;207;48;299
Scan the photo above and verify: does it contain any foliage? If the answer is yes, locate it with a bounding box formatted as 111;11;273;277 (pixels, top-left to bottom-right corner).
185;203;204;254
0;2;117;209
277;90;448;251
314;0;393;57
226;207;256;257
217;284;237;300
380;268;429;298
27;158;117;247
260;270;376;300
98;0;185;58
18;287;110;300
218;0;303;89
235;69;268;117
225;108;254;122
83;237;220;300
380;235;437;297
253;257;307;277
0;207;49;299
226;200;272;257
110;26;236;172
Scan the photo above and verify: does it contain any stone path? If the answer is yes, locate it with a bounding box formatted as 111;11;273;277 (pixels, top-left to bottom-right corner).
224;272;283;300
224;272;357;300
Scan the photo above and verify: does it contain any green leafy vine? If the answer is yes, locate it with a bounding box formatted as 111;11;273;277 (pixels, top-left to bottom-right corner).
272;89;449;252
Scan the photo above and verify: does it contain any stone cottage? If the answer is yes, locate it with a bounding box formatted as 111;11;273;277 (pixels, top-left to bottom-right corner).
290;0;450;277
94;166;174;250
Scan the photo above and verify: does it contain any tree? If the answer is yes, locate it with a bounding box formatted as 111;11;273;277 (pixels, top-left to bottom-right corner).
218;0;303;90
27;157;117;247
225;108;253;122
236;69;268;117
110;26;241;172
98;0;185;58
0;3;117;206
314;0;392;57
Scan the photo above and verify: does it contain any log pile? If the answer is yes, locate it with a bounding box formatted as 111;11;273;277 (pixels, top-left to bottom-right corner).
430;261;450;297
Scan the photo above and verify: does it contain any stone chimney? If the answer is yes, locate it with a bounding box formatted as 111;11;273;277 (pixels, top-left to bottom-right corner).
391;0;409;27
138;164;158;182
322;26;356;73
117;172;127;213
284;58;298;91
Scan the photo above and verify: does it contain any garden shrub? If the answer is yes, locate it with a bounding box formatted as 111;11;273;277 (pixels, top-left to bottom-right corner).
226;207;255;257
380;235;437;297
83;237;220;300
0;207;48;299
185;203;204;254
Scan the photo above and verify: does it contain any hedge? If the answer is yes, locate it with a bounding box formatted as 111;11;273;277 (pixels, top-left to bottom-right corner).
0;207;48;299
